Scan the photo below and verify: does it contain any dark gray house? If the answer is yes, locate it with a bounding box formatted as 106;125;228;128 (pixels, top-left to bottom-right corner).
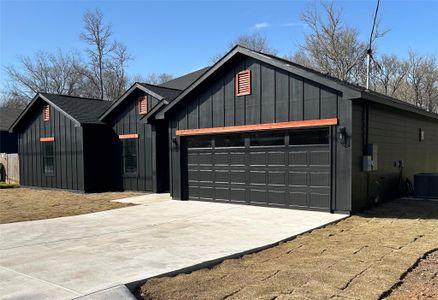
0;107;22;153
9;68;208;193
10;93;113;192
99;68;208;193
153;46;438;213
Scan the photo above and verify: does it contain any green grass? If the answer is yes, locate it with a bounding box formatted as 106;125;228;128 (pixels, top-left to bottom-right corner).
0;182;20;189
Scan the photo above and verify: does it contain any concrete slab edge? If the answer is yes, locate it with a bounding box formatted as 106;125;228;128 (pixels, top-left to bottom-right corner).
72;285;136;300
125;214;350;297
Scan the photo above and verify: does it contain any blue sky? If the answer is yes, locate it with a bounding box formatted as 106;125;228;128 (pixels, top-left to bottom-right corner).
1;0;438;87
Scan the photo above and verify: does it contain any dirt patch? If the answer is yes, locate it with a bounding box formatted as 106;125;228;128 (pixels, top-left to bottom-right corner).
140;199;438;300
386;250;438;300
0;187;144;224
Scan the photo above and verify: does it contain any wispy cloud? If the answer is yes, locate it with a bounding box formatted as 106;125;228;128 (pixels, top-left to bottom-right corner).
252;22;271;30
282;22;307;28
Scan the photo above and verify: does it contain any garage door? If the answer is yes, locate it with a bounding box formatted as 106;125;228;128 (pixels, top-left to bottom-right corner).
185;128;331;210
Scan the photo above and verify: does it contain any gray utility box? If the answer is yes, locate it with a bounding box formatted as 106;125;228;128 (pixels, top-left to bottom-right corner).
414;173;438;198
363;144;378;171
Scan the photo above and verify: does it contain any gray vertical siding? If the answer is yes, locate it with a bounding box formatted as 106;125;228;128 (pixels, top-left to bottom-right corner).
18;102;85;191
110;89;161;192
168;56;353;211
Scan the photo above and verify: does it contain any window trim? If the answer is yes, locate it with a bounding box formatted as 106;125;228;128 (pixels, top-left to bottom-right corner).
41;140;55;175
43;105;50;121
122;138;138;175
138;96;148;115
235;70;251;96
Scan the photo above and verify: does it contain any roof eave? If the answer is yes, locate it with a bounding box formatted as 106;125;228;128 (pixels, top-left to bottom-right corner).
358;91;438;120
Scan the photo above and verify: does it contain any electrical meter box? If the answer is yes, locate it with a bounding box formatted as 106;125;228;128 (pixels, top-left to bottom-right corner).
363;144;378;171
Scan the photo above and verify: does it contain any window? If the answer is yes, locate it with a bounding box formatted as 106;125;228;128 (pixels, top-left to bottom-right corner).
250;132;285;146
42;141;54;174
186;136;212;149
289;128;329;145
215;135;244;148
43;105;50;121
138;96;148;115
235;70;251;96
122;139;137;174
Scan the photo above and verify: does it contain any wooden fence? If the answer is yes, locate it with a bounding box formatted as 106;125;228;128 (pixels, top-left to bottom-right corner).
0;153;19;184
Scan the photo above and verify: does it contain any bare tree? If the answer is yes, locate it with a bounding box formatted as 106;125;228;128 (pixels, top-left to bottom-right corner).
81;9;118;99
372;54;408;97
4;50;85;100
230;32;277;55
211;32;277;63
135;73;174;85
104;42;133;100
400;51;438;111
292;1;386;85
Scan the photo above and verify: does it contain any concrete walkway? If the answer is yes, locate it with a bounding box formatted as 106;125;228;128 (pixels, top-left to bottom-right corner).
0;194;346;299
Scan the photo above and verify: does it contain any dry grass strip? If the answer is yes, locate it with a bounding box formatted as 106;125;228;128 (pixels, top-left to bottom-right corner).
0;188;143;224
140;199;438;300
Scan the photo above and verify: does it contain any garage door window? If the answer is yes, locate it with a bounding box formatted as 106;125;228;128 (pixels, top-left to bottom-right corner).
289;128;329;145
250;132;285;147
215;135;244;148
187;136;212;149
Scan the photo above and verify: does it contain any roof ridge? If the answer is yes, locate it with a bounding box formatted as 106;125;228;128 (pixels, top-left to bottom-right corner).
138;82;182;92
40;92;109;102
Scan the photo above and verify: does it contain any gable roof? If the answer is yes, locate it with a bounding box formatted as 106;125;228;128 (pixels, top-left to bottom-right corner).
99;82;182;121
0;107;23;131
100;68;209;121
155;45;438;121
137;83;182;102
159;67;210;90
10;93;111;132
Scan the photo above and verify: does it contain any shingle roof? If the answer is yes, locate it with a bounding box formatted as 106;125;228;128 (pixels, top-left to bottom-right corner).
40;93;112;125
137;83;182;102
159;67;210;91
0;107;23;131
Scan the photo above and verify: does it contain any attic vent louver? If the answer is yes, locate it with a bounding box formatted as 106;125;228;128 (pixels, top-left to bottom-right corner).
43;105;50;121
138;96;148;115
235;70;251;96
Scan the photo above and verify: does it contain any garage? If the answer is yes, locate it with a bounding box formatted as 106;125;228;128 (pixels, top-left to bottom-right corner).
185;128;331;210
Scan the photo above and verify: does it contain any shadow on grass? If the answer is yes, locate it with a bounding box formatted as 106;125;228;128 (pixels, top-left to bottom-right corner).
358;198;438;220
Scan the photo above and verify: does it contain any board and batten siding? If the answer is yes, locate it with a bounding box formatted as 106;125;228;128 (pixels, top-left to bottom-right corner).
168;56;353;212
110;90;160;192
18;103;85;191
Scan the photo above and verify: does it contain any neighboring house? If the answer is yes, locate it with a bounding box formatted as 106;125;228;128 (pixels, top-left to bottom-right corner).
0;107;22;153
99;68;208;193
9;93;113;192
153;45;438;213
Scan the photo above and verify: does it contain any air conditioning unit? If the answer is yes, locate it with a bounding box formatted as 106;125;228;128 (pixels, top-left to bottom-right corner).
414;173;438;198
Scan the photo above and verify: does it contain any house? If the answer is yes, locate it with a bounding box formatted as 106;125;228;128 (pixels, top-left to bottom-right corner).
9;46;438;212
9;68;208;193
151;46;438;213
0;107;22;153
99;67;209;192
9;93;113;192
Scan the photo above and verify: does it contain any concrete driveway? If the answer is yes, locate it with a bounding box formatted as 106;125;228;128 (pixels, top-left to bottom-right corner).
0;194;346;299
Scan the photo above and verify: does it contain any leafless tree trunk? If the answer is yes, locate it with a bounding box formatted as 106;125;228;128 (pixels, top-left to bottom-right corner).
80;9;116;100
